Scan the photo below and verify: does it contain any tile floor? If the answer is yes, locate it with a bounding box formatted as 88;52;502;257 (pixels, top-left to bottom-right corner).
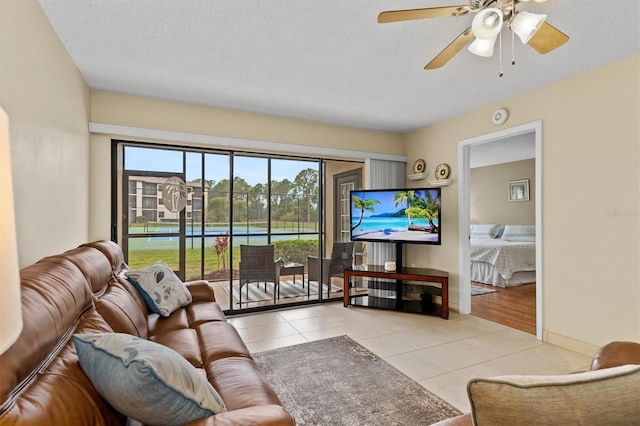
227;302;594;413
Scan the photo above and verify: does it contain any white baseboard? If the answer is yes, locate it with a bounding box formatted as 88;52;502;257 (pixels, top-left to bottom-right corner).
542;331;600;358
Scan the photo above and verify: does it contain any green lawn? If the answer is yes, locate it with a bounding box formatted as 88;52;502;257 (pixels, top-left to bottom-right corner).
126;239;319;281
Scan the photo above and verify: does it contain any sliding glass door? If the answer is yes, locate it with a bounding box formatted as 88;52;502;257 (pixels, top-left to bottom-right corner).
117;142;329;314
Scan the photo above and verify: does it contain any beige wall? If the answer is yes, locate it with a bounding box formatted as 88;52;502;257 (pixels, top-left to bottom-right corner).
88;93;402;241
0;0;91;267
404;55;640;351
470;159;535;225
91;91;403;154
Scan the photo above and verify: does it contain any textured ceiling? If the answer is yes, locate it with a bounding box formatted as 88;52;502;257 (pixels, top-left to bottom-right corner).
38;0;639;134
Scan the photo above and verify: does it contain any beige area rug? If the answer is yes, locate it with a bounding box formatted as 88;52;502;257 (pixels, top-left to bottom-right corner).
252;336;462;425
225;280;342;304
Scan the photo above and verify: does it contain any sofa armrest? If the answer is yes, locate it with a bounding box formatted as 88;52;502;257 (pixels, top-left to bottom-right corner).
185;280;216;303
590;341;640;371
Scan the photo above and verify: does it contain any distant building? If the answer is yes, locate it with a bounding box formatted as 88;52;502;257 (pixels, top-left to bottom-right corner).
128;177;207;224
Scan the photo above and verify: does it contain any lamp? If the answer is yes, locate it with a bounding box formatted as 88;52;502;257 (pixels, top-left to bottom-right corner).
471;8;503;39
511;11;547;44
468;8;503;57
468;36;499;57
0;106;22;354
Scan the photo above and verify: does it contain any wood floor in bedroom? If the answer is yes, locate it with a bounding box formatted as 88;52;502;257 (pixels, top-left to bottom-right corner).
471;282;536;335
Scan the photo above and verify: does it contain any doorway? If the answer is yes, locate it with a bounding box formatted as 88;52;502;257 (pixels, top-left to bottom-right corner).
333;169;361;243
458;121;543;339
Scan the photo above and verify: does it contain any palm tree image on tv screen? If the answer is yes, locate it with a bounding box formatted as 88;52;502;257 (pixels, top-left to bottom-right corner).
350;188;441;245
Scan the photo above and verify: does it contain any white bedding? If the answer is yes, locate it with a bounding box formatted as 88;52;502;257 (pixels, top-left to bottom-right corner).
470;239;536;287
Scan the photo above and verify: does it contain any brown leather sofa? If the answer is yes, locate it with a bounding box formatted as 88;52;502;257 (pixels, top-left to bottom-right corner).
433;341;640;425
0;240;295;425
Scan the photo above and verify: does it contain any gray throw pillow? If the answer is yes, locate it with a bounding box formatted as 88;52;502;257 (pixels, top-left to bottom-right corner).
74;333;226;425
125;261;192;317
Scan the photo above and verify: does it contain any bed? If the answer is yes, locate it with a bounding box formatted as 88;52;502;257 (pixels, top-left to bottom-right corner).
470;224;536;287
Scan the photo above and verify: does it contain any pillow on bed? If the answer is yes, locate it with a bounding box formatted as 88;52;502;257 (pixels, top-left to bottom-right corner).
501;225;535;242
470;224;502;239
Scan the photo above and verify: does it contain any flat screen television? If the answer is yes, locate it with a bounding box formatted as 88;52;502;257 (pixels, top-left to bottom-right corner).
350;188;441;245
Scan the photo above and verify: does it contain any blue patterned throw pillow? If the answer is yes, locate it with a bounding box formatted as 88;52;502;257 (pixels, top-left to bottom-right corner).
73;333;226;425
125;261;192;317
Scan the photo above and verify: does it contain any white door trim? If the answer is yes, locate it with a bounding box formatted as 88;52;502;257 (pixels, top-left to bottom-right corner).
457;120;543;340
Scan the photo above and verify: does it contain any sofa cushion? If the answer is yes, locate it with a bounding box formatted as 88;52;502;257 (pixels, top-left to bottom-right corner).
125;261;192;317
94;280;149;338
468;364;640;425
73;333;226;425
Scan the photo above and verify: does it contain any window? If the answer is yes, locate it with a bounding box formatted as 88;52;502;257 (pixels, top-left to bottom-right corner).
142;182;156;196
118;143;336;314
142;197;157;209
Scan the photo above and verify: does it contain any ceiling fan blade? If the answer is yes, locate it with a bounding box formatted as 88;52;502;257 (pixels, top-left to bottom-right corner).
527;22;570;54
378;6;471;23
425;27;474;70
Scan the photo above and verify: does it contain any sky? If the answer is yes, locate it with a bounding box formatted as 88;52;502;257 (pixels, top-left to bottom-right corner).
124;146;317;185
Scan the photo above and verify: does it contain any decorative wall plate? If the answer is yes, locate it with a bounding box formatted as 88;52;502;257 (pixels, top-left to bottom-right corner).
412;159;426;174
162;176;188;212
435;163;450;180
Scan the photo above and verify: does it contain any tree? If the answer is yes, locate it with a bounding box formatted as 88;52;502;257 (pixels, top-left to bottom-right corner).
248;182;267;222
294;168;319;223
392;190;420;225
271;179;295;222
405;190;440;232
207;179;230;223
207;196;229;222
351;195;380;231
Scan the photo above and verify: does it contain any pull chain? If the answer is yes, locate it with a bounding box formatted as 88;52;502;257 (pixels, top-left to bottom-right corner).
512;29;516;65
499;30;503;77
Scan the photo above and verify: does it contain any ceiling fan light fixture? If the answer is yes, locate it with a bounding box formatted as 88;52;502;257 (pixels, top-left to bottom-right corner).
471;8;503;39
468;35;498;57
511;11;547;44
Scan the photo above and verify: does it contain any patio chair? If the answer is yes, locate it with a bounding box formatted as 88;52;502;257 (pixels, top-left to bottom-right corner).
238;245;282;305
307;242;354;297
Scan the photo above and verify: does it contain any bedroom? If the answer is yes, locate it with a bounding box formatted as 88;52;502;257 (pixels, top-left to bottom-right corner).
469;134;536;334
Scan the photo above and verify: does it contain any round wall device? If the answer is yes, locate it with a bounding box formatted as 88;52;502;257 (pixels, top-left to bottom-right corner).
492;108;508;125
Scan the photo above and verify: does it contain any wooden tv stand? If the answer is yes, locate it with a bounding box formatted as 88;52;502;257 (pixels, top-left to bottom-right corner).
343;265;449;319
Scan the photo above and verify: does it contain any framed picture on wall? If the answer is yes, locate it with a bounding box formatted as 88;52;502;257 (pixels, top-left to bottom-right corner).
508;179;529;201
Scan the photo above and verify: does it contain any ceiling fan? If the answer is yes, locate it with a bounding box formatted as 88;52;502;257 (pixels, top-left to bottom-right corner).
378;0;569;70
